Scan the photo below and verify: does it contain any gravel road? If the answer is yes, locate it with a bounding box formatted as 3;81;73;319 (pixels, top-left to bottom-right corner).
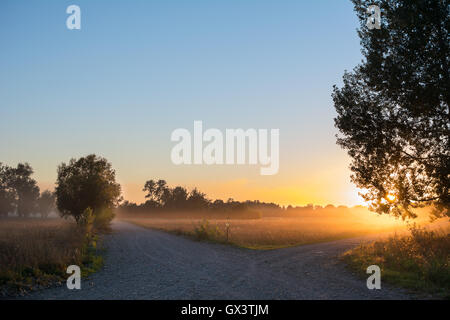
24;220;414;300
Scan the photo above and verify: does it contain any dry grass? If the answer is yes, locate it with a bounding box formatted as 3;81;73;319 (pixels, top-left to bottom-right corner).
122;214;410;250
342;225;450;297
0;217;100;296
0;218;84;269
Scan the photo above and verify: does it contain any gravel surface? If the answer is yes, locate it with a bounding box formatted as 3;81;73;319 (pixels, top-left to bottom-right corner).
23;220;414;300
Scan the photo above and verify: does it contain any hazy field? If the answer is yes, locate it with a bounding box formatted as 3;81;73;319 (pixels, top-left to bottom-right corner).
0;218;97;296
122;212;413;250
0;218;82;269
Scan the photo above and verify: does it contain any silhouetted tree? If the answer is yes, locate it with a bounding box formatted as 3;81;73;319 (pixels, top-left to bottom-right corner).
186;188;210;210
167;186;189;209
0;188;15;217
143;180;157;200
143;179;171;206
8;163;40;217
55;155;121;224
0;163;15;217
333;0;449;219
37;190;56;218
121;179;281;216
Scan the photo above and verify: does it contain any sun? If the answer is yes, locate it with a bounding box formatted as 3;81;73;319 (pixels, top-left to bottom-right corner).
386;193;397;202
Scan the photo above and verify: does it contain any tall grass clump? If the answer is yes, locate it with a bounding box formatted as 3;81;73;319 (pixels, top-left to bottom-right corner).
343;225;450;297
76;208;105;275
193;219;224;242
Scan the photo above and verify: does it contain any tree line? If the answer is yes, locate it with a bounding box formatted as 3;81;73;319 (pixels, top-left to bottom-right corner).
0;155;282;221
0;163;55;218
118;178;281;217
0;155;121;229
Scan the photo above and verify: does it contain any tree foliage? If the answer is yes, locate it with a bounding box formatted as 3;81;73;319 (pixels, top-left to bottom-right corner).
333;0;449;219
55;154;121;223
120;179;279;218
0;163;40;217
142;179;210;210
0;163;16;217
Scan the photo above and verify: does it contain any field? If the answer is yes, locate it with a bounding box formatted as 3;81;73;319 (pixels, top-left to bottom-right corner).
122;211;411;250
0;218;102;297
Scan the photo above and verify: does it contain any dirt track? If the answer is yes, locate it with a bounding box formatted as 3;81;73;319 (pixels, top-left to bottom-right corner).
24;220;414;300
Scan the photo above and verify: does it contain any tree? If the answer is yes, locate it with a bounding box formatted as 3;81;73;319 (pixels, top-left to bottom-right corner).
0;163;15;217
0;162;40;217
143;179;157;200
37;190;56;218
143;179;171;207
0;188;15;217
167;186;189;209
333;0;449;219
8;163;40;217
186;188;210;210
55;154;121;223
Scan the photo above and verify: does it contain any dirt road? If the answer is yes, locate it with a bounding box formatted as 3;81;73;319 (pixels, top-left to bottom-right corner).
25;221;413;300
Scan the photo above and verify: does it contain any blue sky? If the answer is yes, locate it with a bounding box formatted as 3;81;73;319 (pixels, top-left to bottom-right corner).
0;0;365;205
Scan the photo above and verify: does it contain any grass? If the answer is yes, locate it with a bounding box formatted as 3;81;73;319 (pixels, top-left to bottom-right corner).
0;217;104;297
342;225;450;298
122;215;409;250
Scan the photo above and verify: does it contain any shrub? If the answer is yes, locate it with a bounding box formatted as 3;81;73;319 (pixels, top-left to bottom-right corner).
343;225;450;297
93;207;115;232
193;219;223;242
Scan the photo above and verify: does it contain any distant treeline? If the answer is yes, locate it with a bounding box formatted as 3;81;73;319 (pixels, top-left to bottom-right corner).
117;179;358;219
1;159;359;221
118;179;281;219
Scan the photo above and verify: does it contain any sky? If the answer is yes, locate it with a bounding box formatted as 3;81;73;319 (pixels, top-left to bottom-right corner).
0;0;366;206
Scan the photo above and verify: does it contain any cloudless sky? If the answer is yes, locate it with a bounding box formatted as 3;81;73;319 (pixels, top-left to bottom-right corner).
0;0;365;206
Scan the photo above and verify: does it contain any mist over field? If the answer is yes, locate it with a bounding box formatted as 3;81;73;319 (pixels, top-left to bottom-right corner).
118;205;446;249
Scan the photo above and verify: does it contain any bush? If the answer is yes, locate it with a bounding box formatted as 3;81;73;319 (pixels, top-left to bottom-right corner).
193;220;223;242
343;225;450;297
93;207;115;232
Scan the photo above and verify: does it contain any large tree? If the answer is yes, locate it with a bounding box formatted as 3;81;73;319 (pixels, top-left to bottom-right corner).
55;155;121;223
333;0;449;219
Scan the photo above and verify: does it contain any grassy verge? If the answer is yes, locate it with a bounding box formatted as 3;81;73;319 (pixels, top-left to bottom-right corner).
342;225;450;298
0;218;104;297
